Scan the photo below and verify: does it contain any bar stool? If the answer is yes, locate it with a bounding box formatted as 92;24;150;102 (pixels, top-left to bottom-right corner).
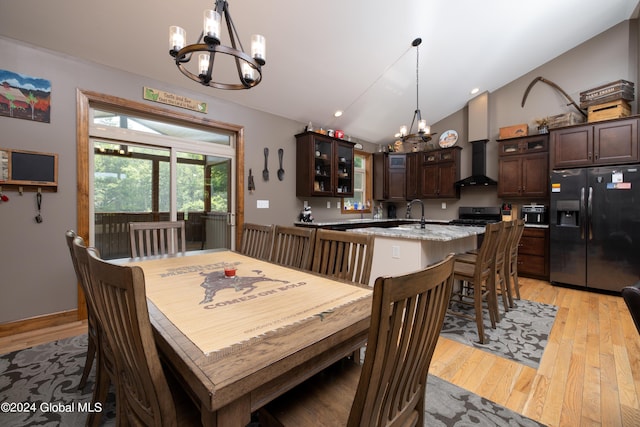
505;218;525;302
449;221;502;344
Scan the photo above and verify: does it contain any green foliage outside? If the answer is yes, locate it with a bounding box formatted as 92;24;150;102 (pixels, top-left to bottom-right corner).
94;149;229;214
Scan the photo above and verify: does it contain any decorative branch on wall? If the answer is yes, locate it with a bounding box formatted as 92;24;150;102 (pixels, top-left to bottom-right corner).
521;76;587;118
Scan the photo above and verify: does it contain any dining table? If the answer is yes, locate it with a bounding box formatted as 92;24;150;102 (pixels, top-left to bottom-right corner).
113;249;373;427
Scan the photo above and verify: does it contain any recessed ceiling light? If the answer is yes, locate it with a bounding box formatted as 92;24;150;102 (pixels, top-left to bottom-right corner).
334;110;343;118
470;88;480;95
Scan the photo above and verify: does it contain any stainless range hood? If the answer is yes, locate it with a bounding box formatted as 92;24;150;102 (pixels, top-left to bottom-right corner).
455;91;497;187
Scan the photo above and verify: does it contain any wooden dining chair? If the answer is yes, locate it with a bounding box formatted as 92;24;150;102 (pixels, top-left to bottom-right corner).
128;220;186;258
311;229;374;285
65;230;97;391
70;236;114;427
85;247;199;426
240;222;275;260
260;254;455;427
493;220;514;314
449;221;502;344
270;225;316;270
456;220;514;315
505;218;525;301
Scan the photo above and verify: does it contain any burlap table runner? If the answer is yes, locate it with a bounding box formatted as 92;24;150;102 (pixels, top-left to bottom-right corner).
128;251;372;356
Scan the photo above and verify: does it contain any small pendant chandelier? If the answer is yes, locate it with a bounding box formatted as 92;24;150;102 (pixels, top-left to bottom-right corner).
169;0;266;90
398;38;434;143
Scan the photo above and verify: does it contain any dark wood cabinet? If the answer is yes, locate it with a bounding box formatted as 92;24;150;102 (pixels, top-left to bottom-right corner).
387;154;407;200
405;153;420;200
550;117;639;169
375;148;460;201
373;152;386;201
296;131;354;197
418;147;461;199
374;153;406;201
517;227;549;280
498;134;549;199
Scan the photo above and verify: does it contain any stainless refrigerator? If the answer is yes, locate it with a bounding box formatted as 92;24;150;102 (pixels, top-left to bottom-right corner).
550;165;640;292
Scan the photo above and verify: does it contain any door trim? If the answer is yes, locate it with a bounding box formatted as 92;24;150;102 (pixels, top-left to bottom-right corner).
76;89;245;319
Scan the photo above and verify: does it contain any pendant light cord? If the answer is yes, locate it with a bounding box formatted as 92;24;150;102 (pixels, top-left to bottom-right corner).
329;44;413;126
415;41;420;111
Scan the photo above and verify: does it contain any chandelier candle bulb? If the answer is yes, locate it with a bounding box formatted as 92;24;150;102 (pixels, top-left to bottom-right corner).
199;53;210;75
242;63;255;82
203;10;221;42
251;34;266;64
169;26;185;52
400;125;408;136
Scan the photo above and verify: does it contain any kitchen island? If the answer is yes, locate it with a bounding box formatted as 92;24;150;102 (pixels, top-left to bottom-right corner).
350;224;485;286
294;218;431;230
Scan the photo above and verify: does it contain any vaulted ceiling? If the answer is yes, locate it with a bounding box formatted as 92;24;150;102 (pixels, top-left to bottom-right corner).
1;0;638;144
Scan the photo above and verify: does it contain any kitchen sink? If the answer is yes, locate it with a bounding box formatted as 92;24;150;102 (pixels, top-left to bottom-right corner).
390;225;419;230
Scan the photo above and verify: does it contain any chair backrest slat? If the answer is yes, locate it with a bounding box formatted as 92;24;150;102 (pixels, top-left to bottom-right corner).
240;223;274;260
495;220;513;268
509;218;525;261
129;221;186;258
311;229;374;285
348;254;455;426
271;226;316;270
475;221;502;282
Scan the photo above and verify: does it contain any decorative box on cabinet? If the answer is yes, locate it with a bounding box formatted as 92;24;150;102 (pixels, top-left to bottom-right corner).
419;147;461;199
497;134;549;199
518;227;549;280
550;116;639;169
296;131;355;197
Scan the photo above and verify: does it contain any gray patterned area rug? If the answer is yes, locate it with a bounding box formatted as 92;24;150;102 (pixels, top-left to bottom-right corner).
441;298;558;368
0;335;545;426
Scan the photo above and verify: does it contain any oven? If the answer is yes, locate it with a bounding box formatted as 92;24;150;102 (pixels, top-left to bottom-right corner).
449;206;501;227
449;207;501;247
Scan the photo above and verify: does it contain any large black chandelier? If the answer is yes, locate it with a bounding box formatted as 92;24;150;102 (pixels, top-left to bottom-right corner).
169;0;266;90
398;38;434;143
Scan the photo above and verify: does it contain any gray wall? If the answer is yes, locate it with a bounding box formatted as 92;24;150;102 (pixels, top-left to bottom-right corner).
0;19;637;323
416;19;638;221
0;36;303;323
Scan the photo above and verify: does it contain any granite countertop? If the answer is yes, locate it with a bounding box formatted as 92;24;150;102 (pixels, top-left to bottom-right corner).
349;223;485;242
294;218;450;227
294;218;406;227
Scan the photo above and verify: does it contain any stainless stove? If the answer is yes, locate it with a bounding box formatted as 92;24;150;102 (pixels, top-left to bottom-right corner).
449;206;501;226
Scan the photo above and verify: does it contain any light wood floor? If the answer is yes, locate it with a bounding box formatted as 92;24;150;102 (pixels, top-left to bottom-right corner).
1;278;639;426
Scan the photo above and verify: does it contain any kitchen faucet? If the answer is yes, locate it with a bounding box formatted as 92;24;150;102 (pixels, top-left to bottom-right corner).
406;199;426;229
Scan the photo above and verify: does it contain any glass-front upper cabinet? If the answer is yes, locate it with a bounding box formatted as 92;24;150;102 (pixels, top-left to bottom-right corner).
295;131;354;197
335;141;354;196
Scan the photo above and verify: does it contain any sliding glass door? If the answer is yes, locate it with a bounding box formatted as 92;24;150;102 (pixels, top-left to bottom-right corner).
89;108;236;259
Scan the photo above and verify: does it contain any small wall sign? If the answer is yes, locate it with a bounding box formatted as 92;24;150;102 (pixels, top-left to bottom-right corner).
143;87;208;114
